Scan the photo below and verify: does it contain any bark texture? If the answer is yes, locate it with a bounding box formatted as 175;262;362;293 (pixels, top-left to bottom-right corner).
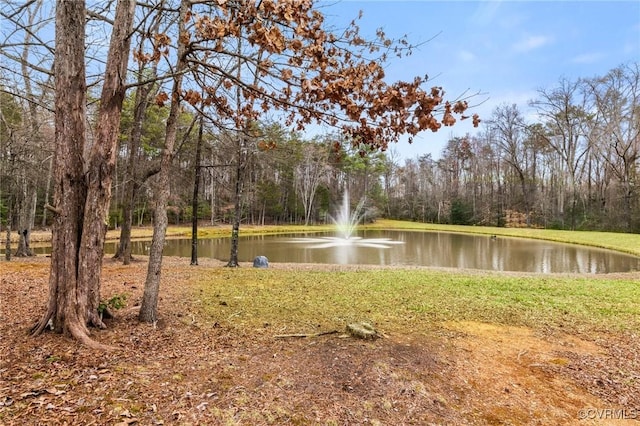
31;0;135;349
138;0;189;323
31;0;90;341
79;0;136;329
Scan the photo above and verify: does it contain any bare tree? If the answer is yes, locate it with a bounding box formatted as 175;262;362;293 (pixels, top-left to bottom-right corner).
531;78;591;229
113;21;163;264
295;140;329;225
30;0;136;348
139;0;190;323
583;63;640;230
190;116;205;265
1;0;54;256
488;104;535;225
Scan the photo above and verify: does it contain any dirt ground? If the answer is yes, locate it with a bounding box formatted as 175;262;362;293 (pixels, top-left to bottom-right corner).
1;256;639;425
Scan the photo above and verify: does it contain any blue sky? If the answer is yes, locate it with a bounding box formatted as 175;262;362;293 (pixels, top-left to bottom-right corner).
319;1;640;160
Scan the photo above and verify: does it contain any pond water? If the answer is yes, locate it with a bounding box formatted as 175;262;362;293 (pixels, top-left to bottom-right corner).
89;230;640;274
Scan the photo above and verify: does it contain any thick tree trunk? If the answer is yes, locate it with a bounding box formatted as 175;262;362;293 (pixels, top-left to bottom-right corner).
31;0;90;342
139;0;189;323
79;0;136;329
31;0;135;349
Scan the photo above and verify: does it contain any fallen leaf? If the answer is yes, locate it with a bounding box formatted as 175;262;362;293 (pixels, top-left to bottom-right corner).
20;391;38;398
114;420;139;426
45;388;65;396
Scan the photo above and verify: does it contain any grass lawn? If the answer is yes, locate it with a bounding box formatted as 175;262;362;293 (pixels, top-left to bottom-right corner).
1;221;639;424
105;219;640;334
193;260;640;339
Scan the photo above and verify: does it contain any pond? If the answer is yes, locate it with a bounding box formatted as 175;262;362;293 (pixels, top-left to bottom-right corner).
13;230;639;273
93;230;640;274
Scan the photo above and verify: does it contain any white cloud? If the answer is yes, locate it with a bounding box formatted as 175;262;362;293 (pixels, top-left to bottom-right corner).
571;52;604;64
512;35;553;52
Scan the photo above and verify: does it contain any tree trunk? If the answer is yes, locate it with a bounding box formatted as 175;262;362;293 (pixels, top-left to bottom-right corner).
226;144;245;268
115;178;137;264
31;0;91;342
15;0;40;256
14;185;35;257
31;0;135;349
138;0;189;323
114;91;148;264
42;155;53;227
226;35;248;268
114;32;159;264
4;196;12;261
191;117;204;266
78;0;136;329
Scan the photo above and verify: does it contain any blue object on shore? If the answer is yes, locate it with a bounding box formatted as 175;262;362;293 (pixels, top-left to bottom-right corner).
253;255;269;268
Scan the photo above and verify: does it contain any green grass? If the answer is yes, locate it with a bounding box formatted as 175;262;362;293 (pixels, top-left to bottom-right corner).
127;220;639;337
124;223;334;240
192;267;640;337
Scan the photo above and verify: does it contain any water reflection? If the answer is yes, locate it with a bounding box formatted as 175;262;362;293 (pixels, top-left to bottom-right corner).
15;230;640;273
97;230;640;274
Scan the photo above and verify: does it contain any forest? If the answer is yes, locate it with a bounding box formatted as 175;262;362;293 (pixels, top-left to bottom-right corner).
1;2;639;264
3;57;639;242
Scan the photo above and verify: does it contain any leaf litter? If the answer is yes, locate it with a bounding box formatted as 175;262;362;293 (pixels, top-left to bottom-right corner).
1;256;639;425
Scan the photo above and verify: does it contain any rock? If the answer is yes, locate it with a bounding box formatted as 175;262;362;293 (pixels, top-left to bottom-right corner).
346;322;379;339
253;255;269;268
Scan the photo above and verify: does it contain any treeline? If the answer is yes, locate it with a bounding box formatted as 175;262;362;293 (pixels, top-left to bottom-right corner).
1;63;639;242
402;63;640;232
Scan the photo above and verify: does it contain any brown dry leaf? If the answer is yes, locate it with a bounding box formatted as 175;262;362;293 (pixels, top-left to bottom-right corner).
155;92;169;107
153;33;170;47
183;90;202;106
2;257;637;425
114;420;138;426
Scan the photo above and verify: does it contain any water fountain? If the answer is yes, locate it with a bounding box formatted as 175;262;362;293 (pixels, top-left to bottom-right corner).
287;191;404;250
333;191;364;240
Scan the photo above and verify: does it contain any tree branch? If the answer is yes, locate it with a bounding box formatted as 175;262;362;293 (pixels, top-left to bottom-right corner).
274;330;339;338
44;203;61;215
